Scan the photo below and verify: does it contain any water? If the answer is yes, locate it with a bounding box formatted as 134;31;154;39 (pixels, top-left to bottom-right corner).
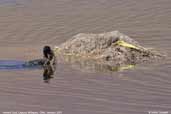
0;0;170;113
0;0;16;4
0;60;43;70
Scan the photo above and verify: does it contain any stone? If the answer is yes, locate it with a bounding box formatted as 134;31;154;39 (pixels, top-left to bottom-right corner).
54;31;163;67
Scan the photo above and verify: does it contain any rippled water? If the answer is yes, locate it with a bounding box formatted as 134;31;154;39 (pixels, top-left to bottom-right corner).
0;0;171;114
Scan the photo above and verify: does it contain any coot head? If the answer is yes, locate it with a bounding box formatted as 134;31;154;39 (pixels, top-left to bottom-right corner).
43;46;53;60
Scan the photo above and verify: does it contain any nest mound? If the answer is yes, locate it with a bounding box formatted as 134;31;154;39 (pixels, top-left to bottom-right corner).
55;31;163;66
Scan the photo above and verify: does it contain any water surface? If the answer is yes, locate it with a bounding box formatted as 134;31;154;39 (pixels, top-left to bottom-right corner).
0;0;171;114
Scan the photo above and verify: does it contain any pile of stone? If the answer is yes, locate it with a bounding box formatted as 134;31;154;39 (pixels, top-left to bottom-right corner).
55;31;163;67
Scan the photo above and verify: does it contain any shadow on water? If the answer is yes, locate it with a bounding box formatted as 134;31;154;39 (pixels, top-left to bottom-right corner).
0;60;56;83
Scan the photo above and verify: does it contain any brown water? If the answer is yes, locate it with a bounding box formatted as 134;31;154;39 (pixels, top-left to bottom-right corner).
0;0;171;114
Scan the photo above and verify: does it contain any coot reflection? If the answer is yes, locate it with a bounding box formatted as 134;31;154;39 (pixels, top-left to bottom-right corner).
43;63;56;83
0;46;56;83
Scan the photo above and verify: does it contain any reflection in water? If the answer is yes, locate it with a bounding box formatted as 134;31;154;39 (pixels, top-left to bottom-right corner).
0;59;56;83
57;54;135;73
0;60;42;70
43;63;56;83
